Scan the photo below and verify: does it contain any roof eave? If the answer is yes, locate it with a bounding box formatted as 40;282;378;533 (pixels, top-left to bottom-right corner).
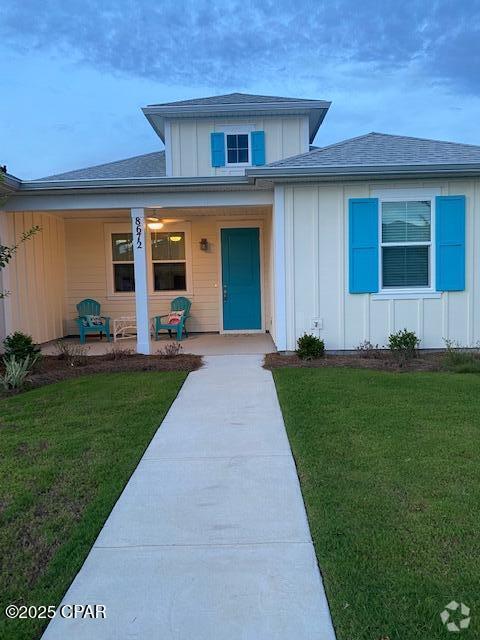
15;174;253;193
142;101;331;142
247;163;480;182
0;173;21;196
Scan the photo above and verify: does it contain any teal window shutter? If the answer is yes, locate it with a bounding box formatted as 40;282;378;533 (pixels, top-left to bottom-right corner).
436;195;466;291
251;131;265;166
349;198;379;293
210;132;225;167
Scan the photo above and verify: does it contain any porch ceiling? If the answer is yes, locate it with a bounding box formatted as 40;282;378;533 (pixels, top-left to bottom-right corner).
29;205;272;219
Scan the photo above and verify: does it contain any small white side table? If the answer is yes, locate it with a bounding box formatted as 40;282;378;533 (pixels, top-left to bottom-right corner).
113;316;137;342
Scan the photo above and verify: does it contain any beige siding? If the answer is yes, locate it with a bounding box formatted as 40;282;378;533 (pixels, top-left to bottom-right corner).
169;116;309;177
0;211;66;343
283;178;480;350
64;208;272;335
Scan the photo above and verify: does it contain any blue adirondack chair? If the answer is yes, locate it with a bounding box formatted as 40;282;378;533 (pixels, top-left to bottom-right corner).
75;299;111;344
153;297;191;341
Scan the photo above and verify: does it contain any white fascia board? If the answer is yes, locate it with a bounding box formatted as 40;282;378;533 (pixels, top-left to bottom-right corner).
246;164;480;181
5;188;274;212
142;100;331;116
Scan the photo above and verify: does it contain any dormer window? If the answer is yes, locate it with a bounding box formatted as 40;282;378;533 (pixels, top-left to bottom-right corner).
226;133;249;165
210;127;265;168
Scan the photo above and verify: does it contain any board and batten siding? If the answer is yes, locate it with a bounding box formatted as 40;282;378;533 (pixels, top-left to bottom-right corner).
282;178;480;350
0;211;66;343
168;116;309;177
64;209;272;336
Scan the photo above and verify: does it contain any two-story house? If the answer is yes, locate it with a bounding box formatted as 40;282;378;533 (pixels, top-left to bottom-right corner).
2;92;480;352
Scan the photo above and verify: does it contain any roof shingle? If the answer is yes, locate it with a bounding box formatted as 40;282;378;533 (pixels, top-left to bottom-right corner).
266;132;480;168
37;151;165;181
148;92;318;107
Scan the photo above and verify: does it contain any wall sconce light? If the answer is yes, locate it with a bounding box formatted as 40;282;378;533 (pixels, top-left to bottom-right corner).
199;238;209;252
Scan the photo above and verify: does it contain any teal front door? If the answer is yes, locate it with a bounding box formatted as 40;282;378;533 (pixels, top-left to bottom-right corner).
221;227;262;330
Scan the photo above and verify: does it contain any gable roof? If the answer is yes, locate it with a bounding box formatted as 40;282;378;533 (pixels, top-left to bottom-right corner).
148;93;318;107
265;132;480;169
36;150;166;181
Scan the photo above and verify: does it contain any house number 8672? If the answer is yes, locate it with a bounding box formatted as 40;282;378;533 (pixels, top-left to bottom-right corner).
135;217;143;249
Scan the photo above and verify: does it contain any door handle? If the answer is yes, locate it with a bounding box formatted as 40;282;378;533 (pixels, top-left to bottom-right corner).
223;285;228;302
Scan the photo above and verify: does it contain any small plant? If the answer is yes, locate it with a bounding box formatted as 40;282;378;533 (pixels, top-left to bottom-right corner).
388;329;419;365
105;345;135;360
356;340;381;359
296;333;325;360
54;340;89;367
0;355;34;390
156;342;182;358
3;331;41;363
442;339;480;372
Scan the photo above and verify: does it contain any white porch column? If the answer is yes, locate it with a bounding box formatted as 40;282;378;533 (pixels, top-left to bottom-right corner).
273;185;287;351
131;208;151;354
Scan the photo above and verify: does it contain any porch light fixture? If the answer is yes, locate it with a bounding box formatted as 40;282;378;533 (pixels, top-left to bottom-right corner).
199;238;209;251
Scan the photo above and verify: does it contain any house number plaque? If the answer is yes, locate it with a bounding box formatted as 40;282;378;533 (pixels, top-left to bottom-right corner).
135;217;143;249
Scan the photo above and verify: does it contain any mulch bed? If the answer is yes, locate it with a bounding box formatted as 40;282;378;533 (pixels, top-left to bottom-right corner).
264;351;445;372
1;353;202;395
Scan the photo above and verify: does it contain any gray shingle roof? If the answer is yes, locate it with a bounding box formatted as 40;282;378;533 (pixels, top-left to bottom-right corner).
36;150;165;181
149;92;318;107
267;132;480;168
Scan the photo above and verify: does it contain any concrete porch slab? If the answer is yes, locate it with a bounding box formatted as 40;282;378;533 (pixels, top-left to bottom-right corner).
41;332;276;356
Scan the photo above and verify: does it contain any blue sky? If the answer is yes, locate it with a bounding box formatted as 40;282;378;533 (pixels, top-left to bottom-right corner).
1;0;480;179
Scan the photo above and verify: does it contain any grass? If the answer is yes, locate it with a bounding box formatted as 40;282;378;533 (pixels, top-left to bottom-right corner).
273;367;479;640
0;371;186;640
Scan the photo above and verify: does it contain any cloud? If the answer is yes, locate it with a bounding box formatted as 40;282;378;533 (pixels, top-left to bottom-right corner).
2;0;480;178
1;0;479;93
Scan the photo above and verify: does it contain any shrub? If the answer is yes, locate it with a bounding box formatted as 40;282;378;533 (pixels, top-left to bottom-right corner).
54;340;89;367
356;340;381;359
296;333;325;360
157;342;182;358
105;345;135;360
1;355;34;390
3;331;41;363
388;329;419;365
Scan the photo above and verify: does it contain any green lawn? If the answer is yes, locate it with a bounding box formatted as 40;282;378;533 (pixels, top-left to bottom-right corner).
0;371;186;640
273;368;479;640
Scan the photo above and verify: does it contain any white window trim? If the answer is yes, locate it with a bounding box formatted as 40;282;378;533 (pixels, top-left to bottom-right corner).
221;124;255;168
104;222;193;299
147;221;193;298
372;188;441;298
105;223;135;299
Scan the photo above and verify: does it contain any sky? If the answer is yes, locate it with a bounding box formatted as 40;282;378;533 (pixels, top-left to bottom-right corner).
1;0;480;179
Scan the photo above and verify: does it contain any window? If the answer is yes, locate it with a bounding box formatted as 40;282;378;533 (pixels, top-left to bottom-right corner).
111;233;135;292
226;133;249;165
151;232;187;291
381;200;432;289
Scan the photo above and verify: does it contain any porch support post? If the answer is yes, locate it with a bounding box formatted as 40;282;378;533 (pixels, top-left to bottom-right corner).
273;185;287;351
131;208;151;354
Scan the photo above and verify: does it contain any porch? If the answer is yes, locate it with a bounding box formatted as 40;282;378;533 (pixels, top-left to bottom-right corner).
0;197;285;353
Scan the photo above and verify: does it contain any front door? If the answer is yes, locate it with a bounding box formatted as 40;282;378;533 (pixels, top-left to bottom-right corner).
221;227;262;330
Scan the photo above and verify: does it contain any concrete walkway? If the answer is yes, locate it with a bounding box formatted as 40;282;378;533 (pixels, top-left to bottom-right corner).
43;355;336;640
